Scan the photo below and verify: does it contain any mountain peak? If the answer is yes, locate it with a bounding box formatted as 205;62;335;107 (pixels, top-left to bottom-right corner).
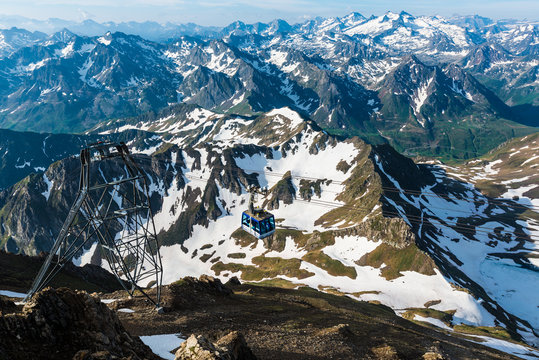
401;54;425;66
49;28;76;42
342;12;366;22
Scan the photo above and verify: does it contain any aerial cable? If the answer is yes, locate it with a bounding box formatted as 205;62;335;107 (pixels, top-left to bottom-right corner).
165;170;539;242
129;153;539;212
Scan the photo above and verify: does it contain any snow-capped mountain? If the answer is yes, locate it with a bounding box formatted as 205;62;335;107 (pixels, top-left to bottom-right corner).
0;27;47;58
2;12;537;61
0;15;221;43
1;10;538;358
0;31;180;132
372;55;524;156
460;43;539;108
0;107;537;350
0;24;536;158
0;128;160;191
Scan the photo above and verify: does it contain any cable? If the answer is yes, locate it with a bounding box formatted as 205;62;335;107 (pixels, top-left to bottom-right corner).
151;167;539;242
46;150;537;240
296;197;539;241
129;152;539;212
128;152;539;234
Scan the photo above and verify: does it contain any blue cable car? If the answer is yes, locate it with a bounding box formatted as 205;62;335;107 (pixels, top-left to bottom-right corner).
241;210;275;239
241;186;275;239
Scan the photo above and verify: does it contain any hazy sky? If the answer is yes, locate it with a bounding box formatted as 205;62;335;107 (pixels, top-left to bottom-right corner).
0;0;537;25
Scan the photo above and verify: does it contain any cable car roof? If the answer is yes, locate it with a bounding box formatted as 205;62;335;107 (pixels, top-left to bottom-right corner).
242;209;274;221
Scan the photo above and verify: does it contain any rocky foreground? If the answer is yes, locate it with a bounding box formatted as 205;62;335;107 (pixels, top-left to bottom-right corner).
0;287;159;360
0;275;527;360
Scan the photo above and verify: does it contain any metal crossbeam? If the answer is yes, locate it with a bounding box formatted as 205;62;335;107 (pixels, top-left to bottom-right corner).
24;141;163;307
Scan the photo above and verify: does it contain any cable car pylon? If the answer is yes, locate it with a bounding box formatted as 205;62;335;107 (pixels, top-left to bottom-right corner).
24;141;163;308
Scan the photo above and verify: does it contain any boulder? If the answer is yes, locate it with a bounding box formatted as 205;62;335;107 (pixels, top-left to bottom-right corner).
224;276;241;287
175;331;256;360
166;275;232;310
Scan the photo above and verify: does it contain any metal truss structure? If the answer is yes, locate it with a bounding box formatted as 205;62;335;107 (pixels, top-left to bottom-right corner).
24;141;163;307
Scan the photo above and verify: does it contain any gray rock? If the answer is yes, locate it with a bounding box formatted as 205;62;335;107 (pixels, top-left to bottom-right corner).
175;331;256;360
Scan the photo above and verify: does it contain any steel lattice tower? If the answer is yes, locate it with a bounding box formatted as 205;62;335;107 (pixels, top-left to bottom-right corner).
24;141;163;307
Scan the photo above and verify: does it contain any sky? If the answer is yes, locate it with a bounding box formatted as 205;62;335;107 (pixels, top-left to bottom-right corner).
0;0;537;26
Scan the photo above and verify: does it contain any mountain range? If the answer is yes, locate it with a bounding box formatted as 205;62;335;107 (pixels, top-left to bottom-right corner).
0;11;538;357
0;12;537;158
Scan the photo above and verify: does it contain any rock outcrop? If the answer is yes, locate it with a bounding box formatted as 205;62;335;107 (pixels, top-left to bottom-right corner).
175;331;256;360
0;287;159;360
166;275;233;311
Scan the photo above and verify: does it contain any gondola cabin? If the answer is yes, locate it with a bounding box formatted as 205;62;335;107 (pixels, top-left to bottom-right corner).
241;209;275;239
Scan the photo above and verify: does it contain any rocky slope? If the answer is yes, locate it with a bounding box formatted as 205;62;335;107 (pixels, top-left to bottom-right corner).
112;276;531;360
1;108;537;350
460;44;539;108
2;277;532;360
438;132;539;206
0;287;159;360
0;127;163;191
0;250;127;294
0;27;47;58
0;31;179;132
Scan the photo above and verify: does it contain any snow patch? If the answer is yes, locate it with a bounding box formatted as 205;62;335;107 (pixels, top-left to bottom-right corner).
413;315;453;331
140;333;184;360
97;36;111;46
41;173;53;201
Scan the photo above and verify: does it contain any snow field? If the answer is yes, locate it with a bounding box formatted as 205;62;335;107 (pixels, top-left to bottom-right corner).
139;333;185;360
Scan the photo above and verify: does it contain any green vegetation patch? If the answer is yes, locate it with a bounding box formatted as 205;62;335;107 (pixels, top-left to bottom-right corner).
401;308;455;327
317;285;358;297
300;230;336;251
153;142;175;156
273;229;308;248
302;250;357;279
357;243;436;280
247;278;300;289
454;324;513;342
231;228;258;248
350;290;381;297
211;256;314;281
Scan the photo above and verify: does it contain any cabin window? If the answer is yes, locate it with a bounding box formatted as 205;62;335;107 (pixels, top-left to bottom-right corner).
242;213;250;227
259;220;265;233
268;216;275;231
251;219;260;234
